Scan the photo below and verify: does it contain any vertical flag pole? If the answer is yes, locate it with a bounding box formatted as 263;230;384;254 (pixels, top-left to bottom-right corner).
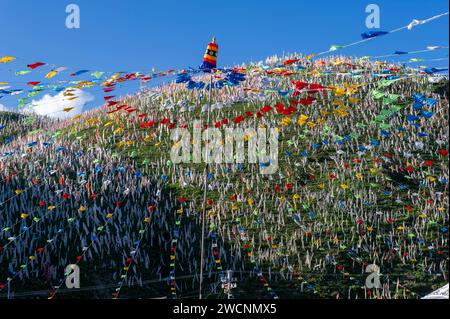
198;36;218;299
199;72;213;299
7;278;11;299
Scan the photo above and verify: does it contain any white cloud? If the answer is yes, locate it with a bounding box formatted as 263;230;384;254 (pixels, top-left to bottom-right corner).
29;89;94;119
0;103;10;112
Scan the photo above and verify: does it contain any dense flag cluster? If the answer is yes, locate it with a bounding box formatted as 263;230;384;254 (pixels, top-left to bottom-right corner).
0;12;449;299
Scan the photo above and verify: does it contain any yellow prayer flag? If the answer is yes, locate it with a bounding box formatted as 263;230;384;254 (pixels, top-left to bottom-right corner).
0;56;16;63
45;71;58;79
297;114;308;126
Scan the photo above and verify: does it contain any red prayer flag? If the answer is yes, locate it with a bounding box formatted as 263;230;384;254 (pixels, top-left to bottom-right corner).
27;62;45;69
260;105;273;113
283;59;300;66
232;115;244;124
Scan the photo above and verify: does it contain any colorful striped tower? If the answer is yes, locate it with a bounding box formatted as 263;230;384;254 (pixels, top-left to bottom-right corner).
200;37;218;70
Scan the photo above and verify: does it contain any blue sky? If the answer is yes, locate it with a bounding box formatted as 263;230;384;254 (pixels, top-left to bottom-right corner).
0;0;448;114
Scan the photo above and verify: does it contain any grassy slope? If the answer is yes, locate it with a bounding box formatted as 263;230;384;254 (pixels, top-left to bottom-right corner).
3;65;448;298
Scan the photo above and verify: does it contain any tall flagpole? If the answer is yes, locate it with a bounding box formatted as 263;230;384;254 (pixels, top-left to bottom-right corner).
199;72;213;299
198;36;218;299
7;278;11;299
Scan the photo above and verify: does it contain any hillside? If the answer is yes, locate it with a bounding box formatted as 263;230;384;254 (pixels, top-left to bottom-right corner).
0;55;448;299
